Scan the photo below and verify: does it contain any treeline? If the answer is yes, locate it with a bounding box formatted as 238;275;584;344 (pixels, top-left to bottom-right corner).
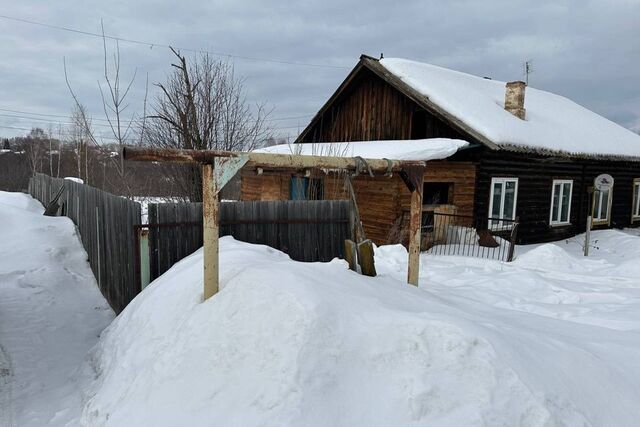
0;128;184;197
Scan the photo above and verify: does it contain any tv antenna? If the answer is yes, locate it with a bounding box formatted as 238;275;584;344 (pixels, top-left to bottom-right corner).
524;60;533;85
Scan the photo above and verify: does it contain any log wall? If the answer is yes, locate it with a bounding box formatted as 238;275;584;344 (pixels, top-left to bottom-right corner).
473;150;640;244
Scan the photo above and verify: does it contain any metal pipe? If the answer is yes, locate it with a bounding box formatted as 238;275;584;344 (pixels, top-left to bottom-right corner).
122;146;427;172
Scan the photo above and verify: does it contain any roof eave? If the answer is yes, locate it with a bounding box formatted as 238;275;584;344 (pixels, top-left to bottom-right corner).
498;143;640;162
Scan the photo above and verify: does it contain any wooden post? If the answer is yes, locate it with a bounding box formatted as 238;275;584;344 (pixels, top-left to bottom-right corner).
203;163;219;299
357;239;377;277
400;166;425;286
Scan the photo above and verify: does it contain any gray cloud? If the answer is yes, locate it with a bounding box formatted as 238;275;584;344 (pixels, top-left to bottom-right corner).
0;0;638;140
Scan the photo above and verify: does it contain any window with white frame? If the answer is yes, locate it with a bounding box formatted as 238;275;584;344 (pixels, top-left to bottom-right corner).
593;178;613;222
632;179;640;220
549;180;573;225
489;177;518;227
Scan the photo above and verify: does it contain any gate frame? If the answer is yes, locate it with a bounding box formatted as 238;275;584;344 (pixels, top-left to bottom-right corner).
123;146;427;300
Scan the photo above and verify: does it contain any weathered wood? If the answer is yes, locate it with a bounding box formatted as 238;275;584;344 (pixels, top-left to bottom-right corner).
242;162;476;247
202;163;219;300
146;200;351;281
403;167;425;286
357;239;377;277
344;239;357;271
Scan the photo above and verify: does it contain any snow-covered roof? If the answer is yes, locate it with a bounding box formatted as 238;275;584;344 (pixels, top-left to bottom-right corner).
379;58;640;159
255;138;468;161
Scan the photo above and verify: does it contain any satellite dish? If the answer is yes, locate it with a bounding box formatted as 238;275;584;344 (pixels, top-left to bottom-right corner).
594;174;614;191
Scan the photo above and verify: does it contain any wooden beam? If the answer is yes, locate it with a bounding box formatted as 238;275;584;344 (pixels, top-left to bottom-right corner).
401;166;425;286
202;163;219;300
122;146;426;172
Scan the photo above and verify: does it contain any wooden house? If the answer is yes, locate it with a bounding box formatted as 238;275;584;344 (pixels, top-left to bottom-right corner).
241;55;640;246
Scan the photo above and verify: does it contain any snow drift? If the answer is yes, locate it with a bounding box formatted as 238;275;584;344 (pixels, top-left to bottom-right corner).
78;231;640;426
254;138;468;161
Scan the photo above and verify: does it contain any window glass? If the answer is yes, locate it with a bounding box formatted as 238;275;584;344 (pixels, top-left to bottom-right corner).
599;188;609;220
489;178;518;228
551;184;561;221
560;183;571;223
503;181;516;219
550;180;572;225
491;183;502;218
633;182;640;218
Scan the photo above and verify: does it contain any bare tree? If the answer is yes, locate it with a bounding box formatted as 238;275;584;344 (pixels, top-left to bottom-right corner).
21;128;49;175
67;104;94;183
144;48;271;201
63;21;146;196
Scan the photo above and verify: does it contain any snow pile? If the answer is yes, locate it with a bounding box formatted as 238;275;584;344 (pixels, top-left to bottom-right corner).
64;176;85;184
255;138;468;161
0;192;113;427
380;58;640;158
78;231;640;426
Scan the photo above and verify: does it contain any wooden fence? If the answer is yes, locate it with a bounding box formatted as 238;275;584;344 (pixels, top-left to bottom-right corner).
28;173;141;313
147;200;350;281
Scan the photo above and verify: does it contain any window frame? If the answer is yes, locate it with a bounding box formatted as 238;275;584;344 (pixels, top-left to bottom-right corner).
592;177;614;225
549;179;573;226
632;178;640;221
488;177;519;228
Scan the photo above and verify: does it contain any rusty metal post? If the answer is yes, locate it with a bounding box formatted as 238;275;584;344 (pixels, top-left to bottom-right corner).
122;146;426;173
203;163;219;300
400;166;425;286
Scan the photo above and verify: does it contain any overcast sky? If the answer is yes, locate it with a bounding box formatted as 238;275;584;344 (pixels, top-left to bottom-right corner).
0;0;638;142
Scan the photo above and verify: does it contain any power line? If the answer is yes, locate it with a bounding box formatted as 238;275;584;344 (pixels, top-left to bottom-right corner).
0;111;308;134
0;112;119;128
0;14;350;70
0;113;308;132
0;124;120;141
0;107;311;124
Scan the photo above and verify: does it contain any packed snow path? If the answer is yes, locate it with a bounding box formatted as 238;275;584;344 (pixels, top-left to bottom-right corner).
0;192;113;426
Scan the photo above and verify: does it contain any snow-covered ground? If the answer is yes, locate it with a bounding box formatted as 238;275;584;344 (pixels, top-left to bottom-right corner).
78;229;640;426
3;190;640;426
0;192;114;427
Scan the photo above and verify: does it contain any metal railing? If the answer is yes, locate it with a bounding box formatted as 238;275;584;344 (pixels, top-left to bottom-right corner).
422;212;519;262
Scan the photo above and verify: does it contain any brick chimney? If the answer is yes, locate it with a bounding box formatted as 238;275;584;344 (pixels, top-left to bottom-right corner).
504;81;526;120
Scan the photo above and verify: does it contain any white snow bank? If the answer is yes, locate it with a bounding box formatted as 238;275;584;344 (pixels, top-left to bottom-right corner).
64;176;84;184
78;230;640;426
0;192;113;427
255;138;468;161
0;191;44;213
380;58;640;158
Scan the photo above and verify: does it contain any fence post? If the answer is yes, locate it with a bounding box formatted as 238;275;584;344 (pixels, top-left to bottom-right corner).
507;217;520;262
203;163;219;300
